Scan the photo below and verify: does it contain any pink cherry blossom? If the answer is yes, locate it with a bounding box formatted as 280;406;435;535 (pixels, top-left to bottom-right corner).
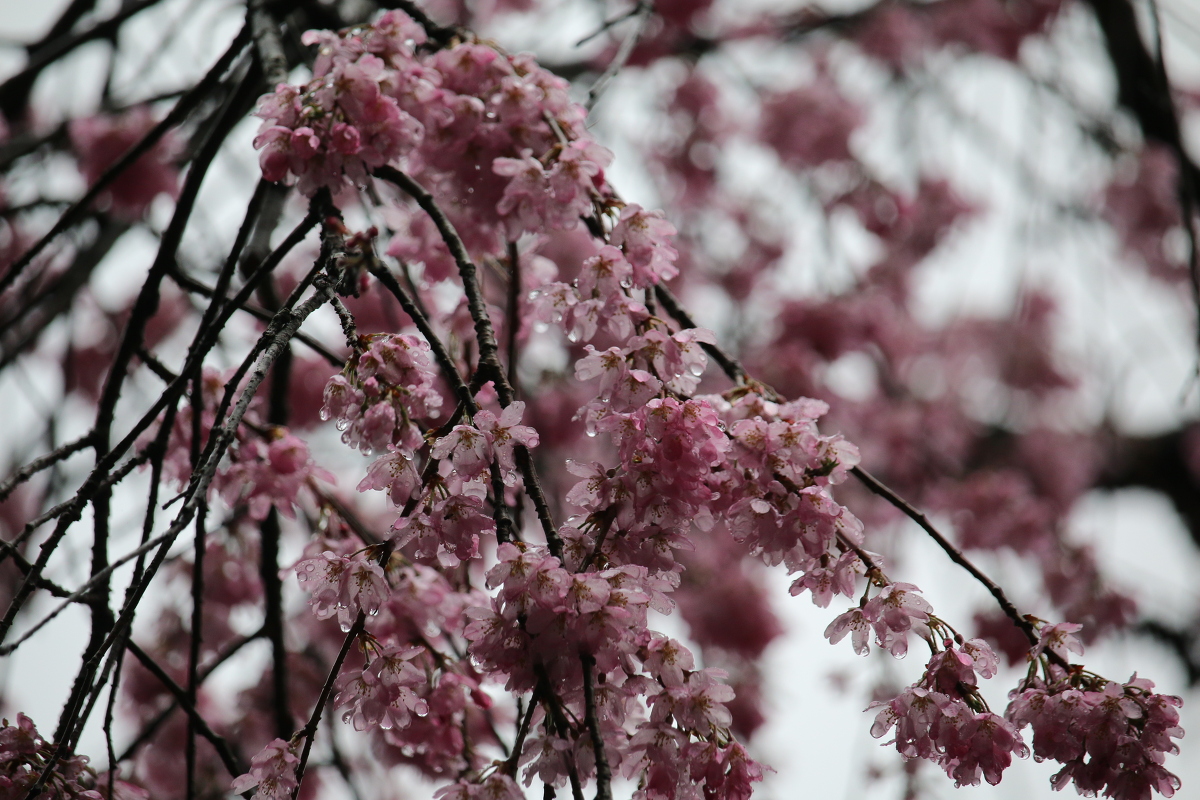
230;739;300;799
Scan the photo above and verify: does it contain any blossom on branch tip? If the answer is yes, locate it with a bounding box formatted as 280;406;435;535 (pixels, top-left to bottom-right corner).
1031;621;1085;662
294;550;389;629
230;739;300;800
335;643;429;731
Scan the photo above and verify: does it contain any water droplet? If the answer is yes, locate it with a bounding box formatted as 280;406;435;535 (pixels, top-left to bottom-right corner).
566;329;580;343
586;429;597;438
339;620;352;632
319;408;332;421
336;419;349;432
534;322;549;333
689;363;705;376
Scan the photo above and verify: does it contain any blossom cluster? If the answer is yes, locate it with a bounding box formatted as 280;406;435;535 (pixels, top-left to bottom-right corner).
237;9;1188;800
321;332;444;453
869;636;1027;787
0;713;146;800
253;9;608;256
230;738;300;800
1006;625;1185;799
156;368;330;520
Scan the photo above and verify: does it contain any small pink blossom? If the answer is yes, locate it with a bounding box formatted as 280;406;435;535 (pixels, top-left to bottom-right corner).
1031;621;1085;662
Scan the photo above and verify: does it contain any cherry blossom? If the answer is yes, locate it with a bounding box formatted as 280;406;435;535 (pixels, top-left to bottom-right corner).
231;739;300;800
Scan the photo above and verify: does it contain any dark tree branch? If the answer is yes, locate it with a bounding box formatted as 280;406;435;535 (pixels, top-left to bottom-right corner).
505;241;520;391
0;0;165;120
580;654;612;800
851;465;1039;647
114;628;262;765
0;24;250;295
0;433;94;504
292;613;365;799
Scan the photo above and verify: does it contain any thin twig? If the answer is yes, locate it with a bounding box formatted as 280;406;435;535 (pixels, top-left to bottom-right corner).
586;1;652;111
504;686;540;776
114;628;263;765
0;24;250;295
653;284;780;400
291;613;365;798
0;433;94;503
505;241;521;391
850;465;1038;647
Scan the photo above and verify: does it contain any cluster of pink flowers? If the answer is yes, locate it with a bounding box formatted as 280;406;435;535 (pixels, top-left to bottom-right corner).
466;542;669;686
759;72;864;167
869;635;1027;787
294;546;389;630
230;738;300;800
852;0;1064;66
0;713;146;800
865;618;1187;796
334;641;429;730
220;429;334;521
825;582;933;658
254;8;609;260
321;332;443;453
1005;624;1185;799
240;9;1186;800
281;531;501;777
462;541;757;797
156;369;329;520
431;401;539;484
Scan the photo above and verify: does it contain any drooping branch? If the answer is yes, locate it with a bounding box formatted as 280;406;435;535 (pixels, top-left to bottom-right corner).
850;465;1040;647
291;613;365;799
365;216;562;555
373;166;511;402
579;654;612;800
